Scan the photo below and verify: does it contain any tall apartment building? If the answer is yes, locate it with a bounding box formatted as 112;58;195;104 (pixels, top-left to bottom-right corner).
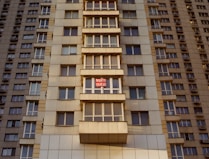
0;0;209;158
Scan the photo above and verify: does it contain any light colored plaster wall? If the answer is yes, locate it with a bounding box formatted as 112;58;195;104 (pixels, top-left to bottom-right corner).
40;134;168;159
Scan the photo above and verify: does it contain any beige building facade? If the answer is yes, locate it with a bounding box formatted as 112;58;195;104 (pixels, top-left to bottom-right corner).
1;0;209;159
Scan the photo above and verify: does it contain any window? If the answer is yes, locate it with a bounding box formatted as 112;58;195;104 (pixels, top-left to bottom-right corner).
56;112;74;126
85;34;118;47
170;144;184;159
85;1;116;10
129;87;145;99
169;63;179;68
34;47;45;59
172;84;184;90
176;95;186;102
167;122;180;138
26;101;38;116
23;34;34;40
83;103;124;121
127;65;143;76
17;63;29;69
2;148;16;156
0;108;4;114
11;95;24;102
171;73;182;79
9;107;22;115
66;0;79;3
84;77;121;94
176;107;189;114
62;45;77;55
199;133;209;140
19;53;31;58
29;2;39;7
25;26;35;31
122;0;135;3
39;19;49;28
181;133;194;141
29;82;41;95
5;63;13;70
149;7;158;15
131;111;149;125
123;10;137;18
32;64;43;76
20;145;33;159
203;147;209;156
126;45;141;55
28;10;38;15
7;53;15;59
164;101;175;115
162;26;171;31
16;73;27;79
85;17;117;28
0;96;6;104
84;54;119;69
37;33;47;43
26;18;36;23
7;120;20;128
156;48;166;59
194;107;202;114
197;120;206;127
151;19;161;29
179;120;192;127
41;6;50;15
64;27;78;36
124;27;138;36
158;64;169;76
191;95;200;103
65;10;78;19
21;43;32;49
23;122;36;138
153;33;163;43
166;44;175;49
161;82;172;95
61;65;76;76
4;134;18;141
183;147;197;155
59;87;75;100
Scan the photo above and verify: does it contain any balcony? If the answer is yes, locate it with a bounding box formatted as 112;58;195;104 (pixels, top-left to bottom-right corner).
79;121;128;144
0;88;7;93
190;88;198;93
80;69;124;76
82;28;120;34
80;93;125;101
199;125;207;130
83;10;119;16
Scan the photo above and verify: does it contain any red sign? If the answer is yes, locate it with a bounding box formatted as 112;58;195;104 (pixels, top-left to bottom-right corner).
96;78;106;87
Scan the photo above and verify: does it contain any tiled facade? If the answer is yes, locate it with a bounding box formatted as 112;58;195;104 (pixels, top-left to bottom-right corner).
0;0;209;159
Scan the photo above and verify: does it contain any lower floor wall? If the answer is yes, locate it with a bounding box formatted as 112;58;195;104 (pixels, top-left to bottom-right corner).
39;134;168;159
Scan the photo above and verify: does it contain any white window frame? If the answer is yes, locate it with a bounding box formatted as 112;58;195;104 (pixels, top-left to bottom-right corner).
60;65;76;76
127;65;143;76
85;1;116;11
41;6;50;15
26;101;38;116
23;122;36;138
65;10;79;19
83;102;124;121
32;64;43;76
34;47;45;59
83;77;122;94
167;122;180;138
161;81;172;95
59;87;75;100
85;17;117;28
85;34;119;47
84;54;120;69
29;82;41;96
39;19;49;28
62;45;77;55
156;48;166;59
164;101;176;115
158;64;169;76
20;145;33;159
37;33;47;43
170;144;184;159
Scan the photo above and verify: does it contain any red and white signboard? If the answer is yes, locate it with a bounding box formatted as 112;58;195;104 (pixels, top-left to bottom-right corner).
95;78;106;87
